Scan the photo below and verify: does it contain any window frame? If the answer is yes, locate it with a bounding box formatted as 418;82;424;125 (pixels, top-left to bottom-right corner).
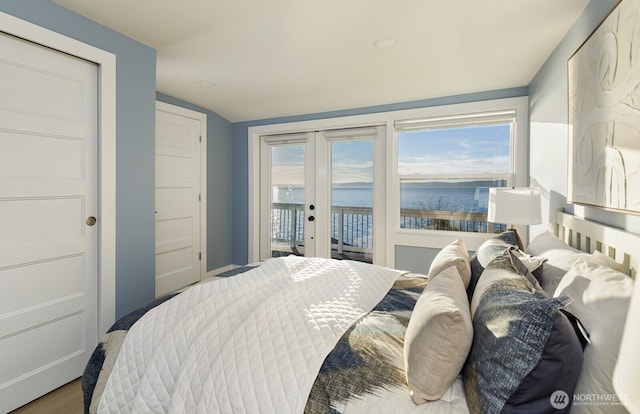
386;97;529;260
247;96;529;266
394;110;516;234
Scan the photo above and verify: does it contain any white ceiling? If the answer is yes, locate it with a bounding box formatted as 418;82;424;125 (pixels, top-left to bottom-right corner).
53;0;590;122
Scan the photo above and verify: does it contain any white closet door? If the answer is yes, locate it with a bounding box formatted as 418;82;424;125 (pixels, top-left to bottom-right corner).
0;33;98;412
155;102;205;297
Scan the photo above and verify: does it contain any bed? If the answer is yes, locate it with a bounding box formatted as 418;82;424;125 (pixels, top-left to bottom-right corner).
82;210;638;414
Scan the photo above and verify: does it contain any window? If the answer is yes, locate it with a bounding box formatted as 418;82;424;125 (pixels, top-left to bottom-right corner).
395;110;515;233
248;96;528;265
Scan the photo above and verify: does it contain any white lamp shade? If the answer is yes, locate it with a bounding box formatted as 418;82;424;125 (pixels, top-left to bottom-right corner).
613;277;640;413
487;187;542;225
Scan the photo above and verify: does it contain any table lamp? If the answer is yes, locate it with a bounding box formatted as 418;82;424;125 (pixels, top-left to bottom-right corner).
487;187;542;249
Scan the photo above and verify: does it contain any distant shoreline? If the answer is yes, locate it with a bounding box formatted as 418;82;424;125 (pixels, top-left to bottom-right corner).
276;180;505;188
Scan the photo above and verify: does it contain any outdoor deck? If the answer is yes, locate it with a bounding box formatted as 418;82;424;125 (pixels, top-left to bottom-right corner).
270;203;505;263
271;246;372;263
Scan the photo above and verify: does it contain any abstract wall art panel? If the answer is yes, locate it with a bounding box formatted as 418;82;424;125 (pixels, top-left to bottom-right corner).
568;0;640;214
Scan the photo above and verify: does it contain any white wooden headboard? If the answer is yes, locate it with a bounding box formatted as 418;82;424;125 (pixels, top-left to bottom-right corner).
553;211;640;279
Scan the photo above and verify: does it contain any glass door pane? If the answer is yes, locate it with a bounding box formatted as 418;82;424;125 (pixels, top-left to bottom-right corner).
270;144;306;257
330;140;373;263
260;127;381;263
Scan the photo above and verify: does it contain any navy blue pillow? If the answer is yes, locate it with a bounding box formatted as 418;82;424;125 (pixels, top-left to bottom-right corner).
463;254;584;414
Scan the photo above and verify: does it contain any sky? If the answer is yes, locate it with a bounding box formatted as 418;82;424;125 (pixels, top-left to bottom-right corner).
398;123;511;176
270;123;511;185
271;140;374;185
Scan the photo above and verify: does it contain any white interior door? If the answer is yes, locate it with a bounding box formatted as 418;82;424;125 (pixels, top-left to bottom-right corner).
155;102;206;298
0;33;98;412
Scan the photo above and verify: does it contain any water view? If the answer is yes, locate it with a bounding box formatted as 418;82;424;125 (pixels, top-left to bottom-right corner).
273;180;503;212
271;180;506;256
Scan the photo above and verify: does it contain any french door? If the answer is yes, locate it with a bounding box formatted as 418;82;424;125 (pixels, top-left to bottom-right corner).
259;126;385;263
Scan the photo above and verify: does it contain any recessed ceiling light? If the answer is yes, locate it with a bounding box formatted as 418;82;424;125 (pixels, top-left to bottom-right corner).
198;80;216;88
374;38;397;49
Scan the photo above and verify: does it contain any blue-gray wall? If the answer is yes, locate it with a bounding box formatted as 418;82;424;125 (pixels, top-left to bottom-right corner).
230;88;528;266
529;0;640;235
0;0;157;318
8;0;639;312
156;93;233;272
232;0;640;266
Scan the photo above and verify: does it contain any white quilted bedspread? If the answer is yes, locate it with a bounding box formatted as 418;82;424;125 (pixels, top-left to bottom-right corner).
98;256;405;414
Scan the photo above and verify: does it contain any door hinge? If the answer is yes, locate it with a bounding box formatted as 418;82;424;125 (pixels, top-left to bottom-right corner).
199;193;201;202
199;135;202;143
199;252;202;260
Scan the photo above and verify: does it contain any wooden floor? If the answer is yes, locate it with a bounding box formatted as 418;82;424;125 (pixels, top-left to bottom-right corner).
10;378;83;414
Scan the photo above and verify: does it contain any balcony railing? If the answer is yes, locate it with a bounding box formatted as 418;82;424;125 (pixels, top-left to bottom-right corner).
271;203;505;261
399;208;504;233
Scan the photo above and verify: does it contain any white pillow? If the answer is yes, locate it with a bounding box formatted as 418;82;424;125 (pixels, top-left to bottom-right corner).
527;231;592;269
404;265;473;403
588;250;627;274
428;239;471;288
554;258;634;414
527;230;591;294
527;230;577;255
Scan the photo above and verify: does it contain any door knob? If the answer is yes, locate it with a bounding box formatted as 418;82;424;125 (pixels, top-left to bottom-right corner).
86;216;97;226
308;215;315;222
